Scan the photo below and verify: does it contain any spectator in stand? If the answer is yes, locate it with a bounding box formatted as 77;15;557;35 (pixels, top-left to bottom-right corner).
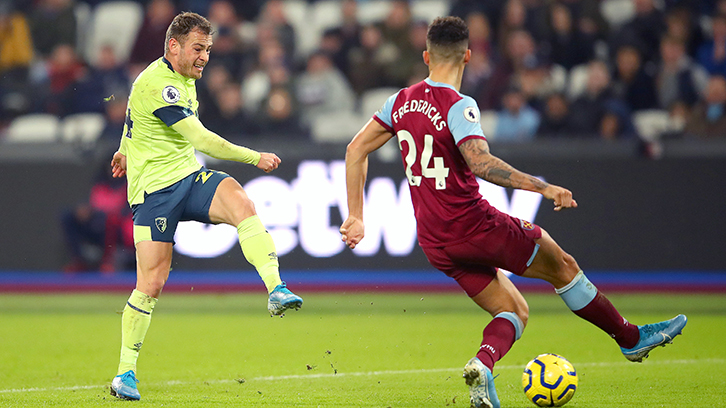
684;74;726;138
206;0;249;80
696;13;726;77
205;84;259;141
664;7;704;58
295;50;355;128
98;94;128;142
257;86;307;138
599;100;636;140
544;2;595;70
537;92;577;137
61;158;133;274
611;45;658;111
461;44;494;101
34;43;85;116
0;2;34;122
388;20;429;88
320;28;348;77
478;29;539;110
27;0;76;58
69;44;130;114
338;0;362;51
129;0;176;68
467;11;494;61
347;24;397;94
569;59;619;136
610;0;666;65
497;0;528;55
379;0;413;57
494;84;541;142
257;0;296;59
197;64;232;119
656;34;708;109
241;38;289;113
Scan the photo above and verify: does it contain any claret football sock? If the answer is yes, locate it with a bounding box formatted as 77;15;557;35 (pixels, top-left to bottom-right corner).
476;312;523;371
118;289;157;375
237;216;282;293
556;271;639;349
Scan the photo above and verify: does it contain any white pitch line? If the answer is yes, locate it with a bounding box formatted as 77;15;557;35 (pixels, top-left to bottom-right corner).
1;358;722;395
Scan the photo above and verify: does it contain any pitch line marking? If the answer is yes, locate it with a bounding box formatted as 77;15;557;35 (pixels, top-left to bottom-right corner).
1;358;722;394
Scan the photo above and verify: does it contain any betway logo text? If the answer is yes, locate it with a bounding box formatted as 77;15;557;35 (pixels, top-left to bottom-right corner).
174;160;543;259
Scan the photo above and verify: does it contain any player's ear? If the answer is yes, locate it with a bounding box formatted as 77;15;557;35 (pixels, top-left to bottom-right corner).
168;38;180;55
423;50;430;66
463;49;471;64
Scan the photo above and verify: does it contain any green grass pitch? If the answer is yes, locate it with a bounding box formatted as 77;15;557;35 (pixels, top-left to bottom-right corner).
0;291;724;407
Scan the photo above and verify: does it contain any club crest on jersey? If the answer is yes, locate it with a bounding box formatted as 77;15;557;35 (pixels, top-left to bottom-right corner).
520;219;534;230
162;85;181;104
155;217;168;233
463;106;479;123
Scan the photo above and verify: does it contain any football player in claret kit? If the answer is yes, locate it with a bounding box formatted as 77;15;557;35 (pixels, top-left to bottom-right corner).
108;12;302;400
340;16;687;408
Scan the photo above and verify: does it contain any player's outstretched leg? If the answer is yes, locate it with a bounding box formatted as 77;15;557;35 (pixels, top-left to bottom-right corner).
236;216;303;315
463;357;500;408
110;370;140;400
620;314;687;362
267;281;303;316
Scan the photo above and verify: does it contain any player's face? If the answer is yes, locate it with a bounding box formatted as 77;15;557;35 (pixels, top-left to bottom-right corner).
178;29;213;79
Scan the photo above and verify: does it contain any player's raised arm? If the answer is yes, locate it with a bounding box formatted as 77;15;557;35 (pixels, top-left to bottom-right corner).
458;137;577;211
171;115;281;173
340;118;394;248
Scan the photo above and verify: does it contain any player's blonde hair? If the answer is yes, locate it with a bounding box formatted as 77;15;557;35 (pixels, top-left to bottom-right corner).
426;16;469;64
164;12;213;54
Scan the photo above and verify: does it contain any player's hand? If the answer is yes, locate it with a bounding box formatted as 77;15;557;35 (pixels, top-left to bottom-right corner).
340;216;364;249
257;152;281;173
111;151;127;178
543;185;577;211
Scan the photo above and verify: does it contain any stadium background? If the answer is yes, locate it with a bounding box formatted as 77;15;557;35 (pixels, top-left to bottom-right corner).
0;0;724;293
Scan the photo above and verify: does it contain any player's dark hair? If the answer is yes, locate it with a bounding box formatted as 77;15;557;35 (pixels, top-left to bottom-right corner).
426;16;469;63
164;12;213;54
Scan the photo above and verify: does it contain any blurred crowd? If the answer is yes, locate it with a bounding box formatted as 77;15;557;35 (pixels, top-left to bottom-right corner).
2;0;726;146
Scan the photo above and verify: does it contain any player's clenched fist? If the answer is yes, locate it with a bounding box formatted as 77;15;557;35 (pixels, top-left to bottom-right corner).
256;152;281;173
340;217;364;249
543;185;578;211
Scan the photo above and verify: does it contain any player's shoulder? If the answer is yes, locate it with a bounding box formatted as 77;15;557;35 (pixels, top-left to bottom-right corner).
135;58;184;91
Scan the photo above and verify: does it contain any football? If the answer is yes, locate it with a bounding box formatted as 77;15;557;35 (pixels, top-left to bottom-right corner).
522;353;578;407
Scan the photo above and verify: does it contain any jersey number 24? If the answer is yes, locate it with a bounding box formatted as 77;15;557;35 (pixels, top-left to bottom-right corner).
397;130;450;190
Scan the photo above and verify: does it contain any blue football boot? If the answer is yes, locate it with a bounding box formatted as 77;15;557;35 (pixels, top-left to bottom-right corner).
110;370;140;400
463;357;500;408
621;314;687;362
267;282;303;316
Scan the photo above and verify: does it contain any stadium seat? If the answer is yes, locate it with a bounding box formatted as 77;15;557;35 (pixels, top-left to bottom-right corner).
74;1;92;58
480;110;498;140
360;87;400;117
357;1;393;25
600;0;636;28
632;109;671;142
567;64;590;100
311;110;366;143
5;114;60;143
84;1;144;65
411;0;450;24
60;113;106;144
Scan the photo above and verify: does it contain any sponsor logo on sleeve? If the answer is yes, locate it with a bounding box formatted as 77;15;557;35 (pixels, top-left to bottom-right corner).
463;106;479;123
162;85;181;104
520;219;534;230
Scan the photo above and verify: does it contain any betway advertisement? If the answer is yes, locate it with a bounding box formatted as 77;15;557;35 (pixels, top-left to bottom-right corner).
174;160;543;262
